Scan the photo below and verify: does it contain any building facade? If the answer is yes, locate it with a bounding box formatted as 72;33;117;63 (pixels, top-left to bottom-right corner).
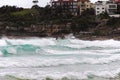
106;0;117;15
51;0;78;15
115;0;120;13
94;0;117;15
115;0;120;3
78;0;93;15
51;0;93;15
94;1;106;15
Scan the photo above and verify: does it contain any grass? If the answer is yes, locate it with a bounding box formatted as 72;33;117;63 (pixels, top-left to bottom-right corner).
11;9;35;16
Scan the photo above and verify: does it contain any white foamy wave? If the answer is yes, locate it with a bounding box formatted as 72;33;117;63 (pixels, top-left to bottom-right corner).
1;37;120;80
43;49;112;56
0;51;3;56
0;39;7;46
0;54;120;68
0;57;81;67
69;39;120;48
42;70;120;80
36;68;120;80
1;37;120;49
44;49;80;54
65;34;75;39
1;68;120;80
81;54;120;64
0;38;56;47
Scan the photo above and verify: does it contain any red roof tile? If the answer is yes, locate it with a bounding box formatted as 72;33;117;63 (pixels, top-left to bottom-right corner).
115;0;120;3
78;0;89;2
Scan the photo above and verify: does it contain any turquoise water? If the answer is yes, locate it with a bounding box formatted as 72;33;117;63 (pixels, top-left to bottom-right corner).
0;37;120;80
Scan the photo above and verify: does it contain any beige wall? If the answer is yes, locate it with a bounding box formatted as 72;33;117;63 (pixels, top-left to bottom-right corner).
78;1;92;15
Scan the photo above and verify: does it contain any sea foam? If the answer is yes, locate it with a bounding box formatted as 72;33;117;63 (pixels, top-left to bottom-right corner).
0;37;120;80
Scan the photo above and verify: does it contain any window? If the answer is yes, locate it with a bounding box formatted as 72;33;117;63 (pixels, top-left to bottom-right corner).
56;2;60;5
73;9;77;12
102;8;104;9
97;8;99;10
69;6;73;8
81;4;85;7
97;11;99;13
70;9;73;12
82;9;85;11
73;2;77;5
73;6;77;8
109;5;116;8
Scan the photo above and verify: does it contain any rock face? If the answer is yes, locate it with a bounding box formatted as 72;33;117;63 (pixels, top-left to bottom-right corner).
0;23;72;37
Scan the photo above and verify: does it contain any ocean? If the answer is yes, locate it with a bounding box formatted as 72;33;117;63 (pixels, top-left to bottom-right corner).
0;37;120;80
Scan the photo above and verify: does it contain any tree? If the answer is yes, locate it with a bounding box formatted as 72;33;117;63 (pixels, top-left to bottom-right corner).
98;11;110;19
0;5;23;14
81;8;95;16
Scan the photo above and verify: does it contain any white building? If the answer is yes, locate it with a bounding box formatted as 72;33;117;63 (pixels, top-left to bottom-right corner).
106;0;117;14
94;1;106;15
94;0;117;15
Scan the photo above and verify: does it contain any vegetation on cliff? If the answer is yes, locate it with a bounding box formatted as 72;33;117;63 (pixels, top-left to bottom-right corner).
0;5;120;38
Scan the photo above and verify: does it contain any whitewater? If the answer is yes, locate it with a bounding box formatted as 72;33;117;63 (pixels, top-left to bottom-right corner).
0;37;120;80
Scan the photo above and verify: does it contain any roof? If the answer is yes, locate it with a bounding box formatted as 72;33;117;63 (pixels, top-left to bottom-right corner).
115;0;120;3
77;0;90;2
52;0;76;2
52;0;89;2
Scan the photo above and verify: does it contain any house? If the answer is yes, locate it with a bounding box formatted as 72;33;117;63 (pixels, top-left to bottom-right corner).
77;0;93;15
106;0;117;15
51;0;78;15
115;0;120;3
51;0;93;15
94;0;117;15
94;1;106;15
115;0;120;13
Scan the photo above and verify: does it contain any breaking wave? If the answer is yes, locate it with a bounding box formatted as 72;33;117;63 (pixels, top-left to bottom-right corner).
0;37;120;80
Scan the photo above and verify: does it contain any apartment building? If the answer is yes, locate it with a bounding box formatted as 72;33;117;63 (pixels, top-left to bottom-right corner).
51;0;78;15
94;0;117;15
115;0;120;3
78;0;93;15
94;1;106;15
51;0;93;15
106;0;117;15
115;0;120;13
